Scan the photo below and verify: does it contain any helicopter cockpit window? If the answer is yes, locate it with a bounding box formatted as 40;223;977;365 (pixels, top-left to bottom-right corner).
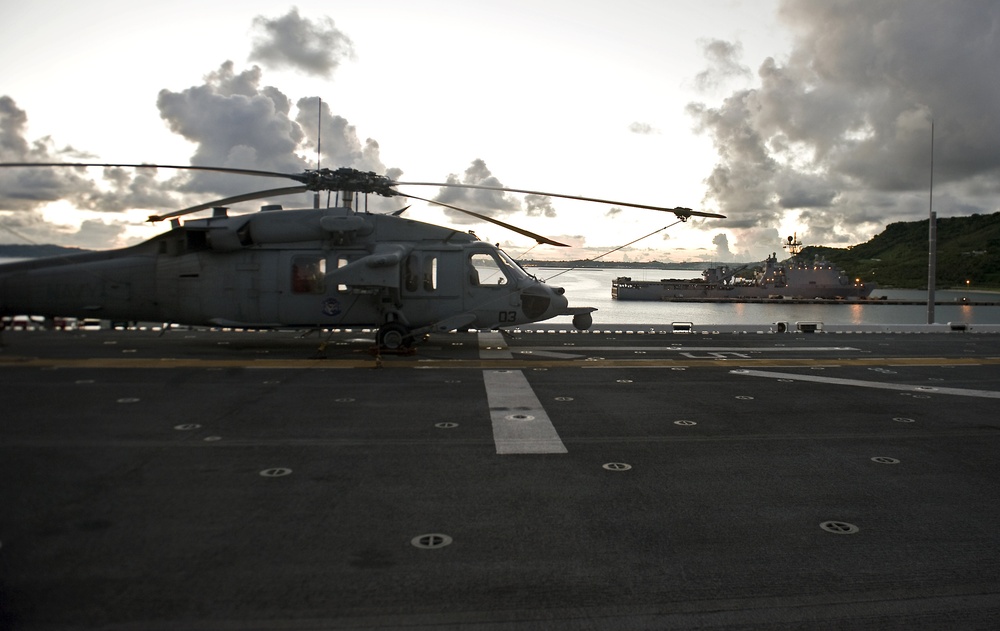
291;256;326;294
495;249;531;281
469;253;510;286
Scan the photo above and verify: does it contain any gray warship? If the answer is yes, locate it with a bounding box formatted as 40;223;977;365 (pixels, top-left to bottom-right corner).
613;235;875;301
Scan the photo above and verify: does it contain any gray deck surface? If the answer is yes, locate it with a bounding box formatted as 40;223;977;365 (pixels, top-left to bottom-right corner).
2;327;999;629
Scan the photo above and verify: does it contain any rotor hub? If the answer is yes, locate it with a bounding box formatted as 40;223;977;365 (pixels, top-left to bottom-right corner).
302;167;398;197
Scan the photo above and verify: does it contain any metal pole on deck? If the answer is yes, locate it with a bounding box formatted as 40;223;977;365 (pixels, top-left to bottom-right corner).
927;121;936;324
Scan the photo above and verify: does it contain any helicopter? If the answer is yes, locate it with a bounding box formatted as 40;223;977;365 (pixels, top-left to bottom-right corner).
0;162;724;349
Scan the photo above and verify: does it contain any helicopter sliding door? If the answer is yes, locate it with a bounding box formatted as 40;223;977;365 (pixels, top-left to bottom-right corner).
399;250;463;329
276;250;380;327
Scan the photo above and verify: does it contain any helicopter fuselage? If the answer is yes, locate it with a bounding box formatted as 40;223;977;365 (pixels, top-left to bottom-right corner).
0;205;594;343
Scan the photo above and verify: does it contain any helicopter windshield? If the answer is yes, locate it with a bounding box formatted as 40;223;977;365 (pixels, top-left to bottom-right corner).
495;249;531;281
469;250;529;287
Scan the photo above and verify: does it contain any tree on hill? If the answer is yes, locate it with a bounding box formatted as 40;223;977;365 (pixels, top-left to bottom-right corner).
798;212;1000;289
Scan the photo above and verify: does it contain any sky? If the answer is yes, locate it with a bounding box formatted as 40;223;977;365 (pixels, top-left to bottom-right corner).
1;0;998;262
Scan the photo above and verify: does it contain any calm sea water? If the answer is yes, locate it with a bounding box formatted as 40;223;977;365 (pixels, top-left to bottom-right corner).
534;267;1000;326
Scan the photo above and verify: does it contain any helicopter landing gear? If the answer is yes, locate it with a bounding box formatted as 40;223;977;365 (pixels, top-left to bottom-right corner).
572;312;593;330
377;322;413;351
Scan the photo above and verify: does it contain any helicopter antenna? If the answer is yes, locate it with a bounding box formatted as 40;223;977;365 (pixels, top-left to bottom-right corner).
314;97;322;209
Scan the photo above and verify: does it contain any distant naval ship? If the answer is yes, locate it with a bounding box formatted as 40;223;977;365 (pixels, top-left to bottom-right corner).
613;235;876;302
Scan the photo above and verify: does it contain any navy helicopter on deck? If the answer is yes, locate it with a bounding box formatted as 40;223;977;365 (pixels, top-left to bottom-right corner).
0;163;724;348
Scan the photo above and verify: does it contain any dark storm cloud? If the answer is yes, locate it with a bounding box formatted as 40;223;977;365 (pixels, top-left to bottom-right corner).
688;0;1000;247
249;8;354;78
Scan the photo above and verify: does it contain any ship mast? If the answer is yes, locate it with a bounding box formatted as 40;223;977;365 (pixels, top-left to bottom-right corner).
783;233;803;257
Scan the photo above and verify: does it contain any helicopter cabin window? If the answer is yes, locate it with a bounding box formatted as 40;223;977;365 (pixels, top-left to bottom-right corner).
291;256;326;294
336;257;351;292
404;254;438;293
469;253;509;286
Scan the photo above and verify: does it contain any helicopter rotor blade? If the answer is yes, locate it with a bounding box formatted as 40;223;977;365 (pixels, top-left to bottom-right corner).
0;161;298;180
399;191;570;247
148;186;310;222
392;181;726;219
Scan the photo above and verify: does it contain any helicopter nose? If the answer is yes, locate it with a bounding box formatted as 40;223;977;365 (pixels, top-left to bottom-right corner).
519;282;568;321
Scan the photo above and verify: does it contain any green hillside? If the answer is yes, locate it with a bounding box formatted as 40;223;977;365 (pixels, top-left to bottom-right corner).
800;212;1000;289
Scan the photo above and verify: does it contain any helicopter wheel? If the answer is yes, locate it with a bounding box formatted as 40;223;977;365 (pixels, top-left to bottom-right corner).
377;323;412;350
572;313;593;330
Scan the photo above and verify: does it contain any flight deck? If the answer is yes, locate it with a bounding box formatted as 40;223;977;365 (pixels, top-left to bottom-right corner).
2;327;999;629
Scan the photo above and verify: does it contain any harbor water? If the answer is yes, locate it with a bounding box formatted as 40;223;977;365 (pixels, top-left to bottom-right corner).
535;267;1000;326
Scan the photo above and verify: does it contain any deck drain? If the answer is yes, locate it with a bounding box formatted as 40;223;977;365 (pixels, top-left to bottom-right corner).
335;397;355;403
116;398;140;404
671;367;686;371
554;397;574;402
778;379;795;383
444;380;461;384
820;521;859;534
674;420;697;426
75;379;95;384
505;414;535;421
893;417;915;423
174;423;201;431
616;379;633;383
203;436;222;442
603;462;632;471
262;380;280;385
735;395;755;400
411;533;453;549
435;422;459;429
871;456;900;464
259;468;292;477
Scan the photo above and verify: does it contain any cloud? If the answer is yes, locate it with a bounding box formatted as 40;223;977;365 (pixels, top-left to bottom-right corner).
156;61;308;197
0;97;104;212
688;0;1000;247
712;232;732;259
293;97;389;174
155;62;410;214
3;54;401;246
694;39;752;92
430;159;523;224
628;122;656;135
249;8;354;78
